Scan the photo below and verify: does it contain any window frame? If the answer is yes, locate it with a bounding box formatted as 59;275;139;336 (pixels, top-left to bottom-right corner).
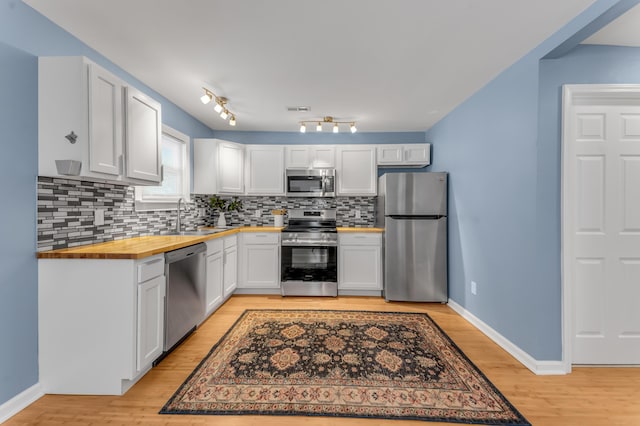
134;125;190;211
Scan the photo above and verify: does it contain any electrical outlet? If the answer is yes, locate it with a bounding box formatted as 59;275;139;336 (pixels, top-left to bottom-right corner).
255;210;261;218
94;209;104;226
354;210;361;219
471;281;477;295
198;208;206;216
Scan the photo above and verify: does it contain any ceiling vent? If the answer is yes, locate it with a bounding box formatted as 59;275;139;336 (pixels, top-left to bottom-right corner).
287;106;311;112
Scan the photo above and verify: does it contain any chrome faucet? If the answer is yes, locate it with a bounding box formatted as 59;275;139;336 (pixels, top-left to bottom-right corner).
175;198;184;233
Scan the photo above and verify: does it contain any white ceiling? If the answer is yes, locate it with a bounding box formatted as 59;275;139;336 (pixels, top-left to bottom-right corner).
583;3;640;47
24;0;601;133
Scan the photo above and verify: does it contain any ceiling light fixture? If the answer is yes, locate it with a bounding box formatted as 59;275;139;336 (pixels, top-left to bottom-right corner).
201;87;236;126
299;116;358;134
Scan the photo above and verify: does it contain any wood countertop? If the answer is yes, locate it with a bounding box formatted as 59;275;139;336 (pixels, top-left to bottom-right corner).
37;226;382;260
336;227;384;233
37;227;282;260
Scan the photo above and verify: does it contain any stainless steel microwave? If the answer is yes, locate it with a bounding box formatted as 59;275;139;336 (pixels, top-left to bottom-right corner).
286;169;335;197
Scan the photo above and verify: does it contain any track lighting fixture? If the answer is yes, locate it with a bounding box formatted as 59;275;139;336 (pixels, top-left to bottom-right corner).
200;87;237;126
299;116;358;134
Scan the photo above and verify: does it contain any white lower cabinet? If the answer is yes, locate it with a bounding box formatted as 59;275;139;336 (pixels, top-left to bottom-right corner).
204;239;224;319
238;232;280;292
223;235;238;298
338;233;382;293
136;274;165;371
38;254;166;395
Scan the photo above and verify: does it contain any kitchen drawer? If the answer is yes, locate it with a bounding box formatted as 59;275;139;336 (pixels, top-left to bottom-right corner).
137;255;164;283
243;233;279;245
206;238;223;254
339;233;381;246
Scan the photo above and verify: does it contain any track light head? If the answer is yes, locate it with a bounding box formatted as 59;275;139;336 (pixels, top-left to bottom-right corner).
300;123;306;133
200;91;212;104
229;115;236;126
333;123;339;133
350;123;357;133
220;109;229;120
316;122;322;132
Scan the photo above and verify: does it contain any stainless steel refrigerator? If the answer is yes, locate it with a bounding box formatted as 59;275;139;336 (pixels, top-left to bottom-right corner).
376;172;448;302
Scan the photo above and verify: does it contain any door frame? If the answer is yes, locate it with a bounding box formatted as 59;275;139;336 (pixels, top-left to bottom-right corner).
561;84;640;373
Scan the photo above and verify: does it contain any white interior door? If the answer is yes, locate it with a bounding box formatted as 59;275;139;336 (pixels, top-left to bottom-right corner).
563;85;640;366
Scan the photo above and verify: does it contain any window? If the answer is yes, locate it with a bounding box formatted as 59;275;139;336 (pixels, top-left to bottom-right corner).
135;125;190;211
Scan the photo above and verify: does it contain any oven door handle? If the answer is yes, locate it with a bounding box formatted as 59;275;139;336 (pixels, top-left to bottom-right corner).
281;241;338;247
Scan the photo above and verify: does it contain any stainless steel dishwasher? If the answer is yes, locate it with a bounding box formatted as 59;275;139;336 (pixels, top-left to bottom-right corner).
163;243;206;353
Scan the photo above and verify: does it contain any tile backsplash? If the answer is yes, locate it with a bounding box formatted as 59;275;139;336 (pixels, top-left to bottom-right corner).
37;177;375;251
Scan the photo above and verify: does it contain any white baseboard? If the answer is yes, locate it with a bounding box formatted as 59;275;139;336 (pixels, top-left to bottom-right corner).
447;299;567;375
0;383;43;424
233;288;281;295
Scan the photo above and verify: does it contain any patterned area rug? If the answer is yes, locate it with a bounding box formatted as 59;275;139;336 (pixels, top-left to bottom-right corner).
161;310;530;425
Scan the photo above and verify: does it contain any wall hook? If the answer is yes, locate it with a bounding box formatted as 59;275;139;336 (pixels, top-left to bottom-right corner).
65;131;78;144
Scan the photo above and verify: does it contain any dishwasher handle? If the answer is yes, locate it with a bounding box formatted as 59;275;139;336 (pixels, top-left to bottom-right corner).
164;242;207;264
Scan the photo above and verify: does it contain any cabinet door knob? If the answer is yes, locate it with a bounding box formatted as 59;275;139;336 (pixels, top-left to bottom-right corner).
65;131;78;144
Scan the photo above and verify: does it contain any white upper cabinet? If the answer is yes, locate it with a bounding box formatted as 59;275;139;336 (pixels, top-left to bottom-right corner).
285;145;335;169
336;145;377;195
377;143;431;167
193;139;245;195
38;56;162;185
217;141;245;194
87;63;122;176
245;145;284;195
193;138;218;194
124;86;162;183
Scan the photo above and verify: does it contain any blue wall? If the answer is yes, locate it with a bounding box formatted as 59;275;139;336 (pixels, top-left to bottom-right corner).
0;0;216;405
427;55;544;356
0;41;38;405
535;44;640;352
212;131;425;145
426;0;625;361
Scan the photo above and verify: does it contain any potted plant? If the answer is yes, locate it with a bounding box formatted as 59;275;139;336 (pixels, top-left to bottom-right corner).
209;195;243;227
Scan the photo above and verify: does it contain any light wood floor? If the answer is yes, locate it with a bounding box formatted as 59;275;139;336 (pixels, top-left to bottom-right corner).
6;295;640;425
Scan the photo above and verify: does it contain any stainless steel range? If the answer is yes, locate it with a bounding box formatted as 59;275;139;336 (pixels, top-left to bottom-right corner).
281;209;338;296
